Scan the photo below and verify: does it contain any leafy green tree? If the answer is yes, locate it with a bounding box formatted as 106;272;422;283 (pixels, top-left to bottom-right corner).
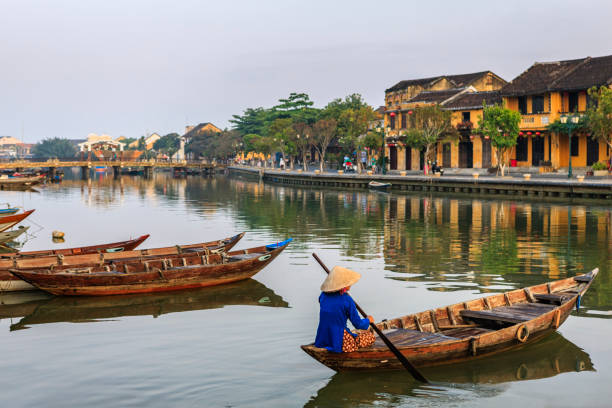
230;107;271;136
185;130;218;161
292;122;313;171
32;137;76;158
311;118;337;172
586;86;612;154
478;103;522;176
268;118;296;167
402;105;457;174
153;133;180;157
252;135;277;168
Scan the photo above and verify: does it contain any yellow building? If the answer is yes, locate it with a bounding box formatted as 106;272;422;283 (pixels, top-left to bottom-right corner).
384;71;506;171
501;55;612;169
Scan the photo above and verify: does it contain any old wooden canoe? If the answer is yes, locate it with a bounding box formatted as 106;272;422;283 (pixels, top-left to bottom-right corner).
10;238;291;296
301;268;598;371
0;207;20;217
0;234;150;259
0;226;29;244
0;232;244;292
0;210;35;232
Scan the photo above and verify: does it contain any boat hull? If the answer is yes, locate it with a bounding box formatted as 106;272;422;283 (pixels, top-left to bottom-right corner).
0;210;35;232
0;233;243;291
0;226;29;244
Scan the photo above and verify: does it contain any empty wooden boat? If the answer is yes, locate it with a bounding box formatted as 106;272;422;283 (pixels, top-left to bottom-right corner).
368;181;391;190
0;210;35;232
0;175;44;189
0;207;20;217
0;226;29;244
9;238;291;296
0;232;244;292
301;268;598;371
0;234;150;259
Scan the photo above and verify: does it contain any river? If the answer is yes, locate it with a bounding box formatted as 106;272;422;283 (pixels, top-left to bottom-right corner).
0;171;610;407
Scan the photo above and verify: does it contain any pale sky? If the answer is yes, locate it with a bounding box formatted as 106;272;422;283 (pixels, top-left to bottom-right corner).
1;0;611;142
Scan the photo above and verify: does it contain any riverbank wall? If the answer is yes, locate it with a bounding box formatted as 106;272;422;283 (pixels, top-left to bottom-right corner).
228;166;612;201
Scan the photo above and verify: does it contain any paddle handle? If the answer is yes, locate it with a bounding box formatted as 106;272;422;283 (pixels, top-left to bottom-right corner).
311;253;428;383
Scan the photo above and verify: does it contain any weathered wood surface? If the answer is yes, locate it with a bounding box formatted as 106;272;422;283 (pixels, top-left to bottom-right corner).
10;240;289;296
0;233;244;291
0;210;35;232
301;268;598;371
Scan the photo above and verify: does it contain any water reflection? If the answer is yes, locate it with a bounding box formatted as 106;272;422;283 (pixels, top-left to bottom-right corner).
5;279;289;331
304;332;593;407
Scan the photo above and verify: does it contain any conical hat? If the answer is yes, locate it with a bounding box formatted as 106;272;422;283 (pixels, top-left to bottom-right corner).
320;266;361;292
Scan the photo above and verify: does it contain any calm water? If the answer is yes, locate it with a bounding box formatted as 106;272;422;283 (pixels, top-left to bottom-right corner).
1;171;610;407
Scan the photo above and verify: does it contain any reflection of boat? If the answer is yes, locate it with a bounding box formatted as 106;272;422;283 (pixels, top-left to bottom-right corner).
9;279;289;331
0;226;29;244
0;209;34;232
0;291;53;320
0;232;244;291
302;268;598;371
12;239;291;296
305;332;593;407
368;181;391;191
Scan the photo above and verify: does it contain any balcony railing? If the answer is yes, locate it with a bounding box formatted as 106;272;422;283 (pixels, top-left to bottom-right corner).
520;113;551;129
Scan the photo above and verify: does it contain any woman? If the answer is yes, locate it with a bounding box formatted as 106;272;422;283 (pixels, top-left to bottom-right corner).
314;266;376;353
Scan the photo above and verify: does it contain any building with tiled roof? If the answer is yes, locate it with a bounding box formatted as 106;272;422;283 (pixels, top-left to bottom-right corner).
501;54;612;169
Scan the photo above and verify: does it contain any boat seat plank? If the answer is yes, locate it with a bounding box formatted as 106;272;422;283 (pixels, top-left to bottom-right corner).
574;276;592;283
460;309;528;325
368;329;457;350
440;327;494;338
533;293;573;305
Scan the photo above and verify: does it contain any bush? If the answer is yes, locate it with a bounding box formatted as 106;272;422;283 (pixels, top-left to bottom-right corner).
591;161;608;171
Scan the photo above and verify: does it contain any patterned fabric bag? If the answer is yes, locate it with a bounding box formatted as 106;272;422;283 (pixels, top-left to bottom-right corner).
342;329;375;352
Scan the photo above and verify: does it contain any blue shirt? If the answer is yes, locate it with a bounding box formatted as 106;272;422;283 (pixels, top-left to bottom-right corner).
314;292;371;353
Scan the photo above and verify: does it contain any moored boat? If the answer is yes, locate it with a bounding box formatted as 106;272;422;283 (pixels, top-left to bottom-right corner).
10;238;291;296
0;226;29;244
0;232;244;291
0;210;35;232
368;181;391;190
301;268;598;371
0;207;20;217
0;175;44;189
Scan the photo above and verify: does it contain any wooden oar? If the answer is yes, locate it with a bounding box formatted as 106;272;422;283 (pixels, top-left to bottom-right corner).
312;253;429;383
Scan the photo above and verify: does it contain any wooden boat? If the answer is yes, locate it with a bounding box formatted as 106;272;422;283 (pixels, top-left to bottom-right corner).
301;268;598;371
0;232;244;291
0;175;44;189
9;238;291;296
0;226;29;244
368;181;391;190
0;207;20;217
0;210;35;232
0;234;150;259
9;279;289;331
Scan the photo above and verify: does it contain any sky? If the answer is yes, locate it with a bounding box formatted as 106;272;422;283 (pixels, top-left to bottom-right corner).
1;0;611;143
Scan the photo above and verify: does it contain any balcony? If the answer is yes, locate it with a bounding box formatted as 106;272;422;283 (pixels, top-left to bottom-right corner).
520;113;551;130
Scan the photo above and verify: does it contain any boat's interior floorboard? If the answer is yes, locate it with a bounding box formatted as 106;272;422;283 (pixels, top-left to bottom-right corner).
439;327;494;338
368;329;458;350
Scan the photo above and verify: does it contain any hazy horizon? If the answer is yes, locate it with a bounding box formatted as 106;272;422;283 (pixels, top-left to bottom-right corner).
1;0;611;142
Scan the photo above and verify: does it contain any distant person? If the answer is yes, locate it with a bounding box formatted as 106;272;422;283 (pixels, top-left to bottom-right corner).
314;266;375;353
279;157;285;170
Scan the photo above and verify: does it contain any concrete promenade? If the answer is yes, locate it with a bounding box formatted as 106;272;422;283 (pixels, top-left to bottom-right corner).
228;165;612;201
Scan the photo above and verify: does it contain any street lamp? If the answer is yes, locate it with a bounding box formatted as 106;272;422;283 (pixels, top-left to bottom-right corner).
560;114;580;178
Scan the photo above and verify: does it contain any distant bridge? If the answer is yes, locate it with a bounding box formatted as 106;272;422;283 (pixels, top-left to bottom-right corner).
0;159;227;178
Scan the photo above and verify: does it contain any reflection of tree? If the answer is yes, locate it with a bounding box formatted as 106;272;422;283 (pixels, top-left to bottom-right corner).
481;230;519;274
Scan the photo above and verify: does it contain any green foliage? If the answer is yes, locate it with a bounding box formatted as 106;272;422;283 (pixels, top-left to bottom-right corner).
186;130;243;161
322;94;375;153
268;118;296;157
586;86;612;149
478;103;521;175
153;133;180;156
547;117;588;135
592;161;608;171
311;118;338;171
121;137;137;149
363;128;383;152
229;107;270;137
32;137;76;158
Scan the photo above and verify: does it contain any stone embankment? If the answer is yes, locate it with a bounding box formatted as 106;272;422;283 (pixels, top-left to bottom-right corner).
228;166;612;201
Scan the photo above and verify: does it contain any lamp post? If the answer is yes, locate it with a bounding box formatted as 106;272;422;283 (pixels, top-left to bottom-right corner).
560;114;580;178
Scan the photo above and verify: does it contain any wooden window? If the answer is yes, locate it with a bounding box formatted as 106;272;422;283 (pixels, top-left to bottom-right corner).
571;135;579;156
569;92;579;113
518;97;527;114
516;136;528;161
462;111;471;122
390;115;396;129
532;95;544;113
401;113;407;129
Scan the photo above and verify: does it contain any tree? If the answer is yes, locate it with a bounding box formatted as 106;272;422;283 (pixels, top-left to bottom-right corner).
311;119;337;172
230;107;271;136
586;86;612;154
252;135;277;168
292;122;313;171
185;130;219;161
268;118;296;166
153;133;181;157
402;105;457;174
478;103;522;176
32;137;76;159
